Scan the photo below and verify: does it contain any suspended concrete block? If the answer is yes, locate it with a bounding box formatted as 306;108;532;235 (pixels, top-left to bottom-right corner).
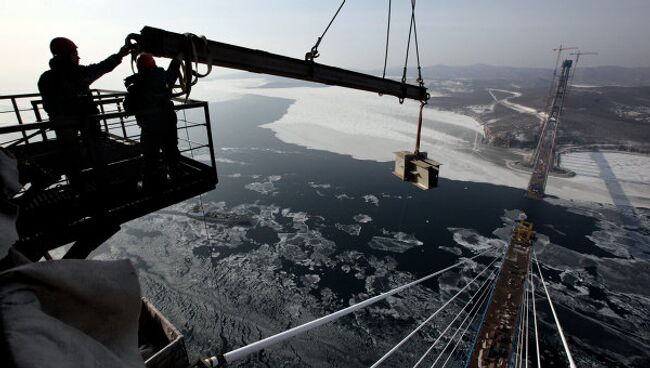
393;151;441;190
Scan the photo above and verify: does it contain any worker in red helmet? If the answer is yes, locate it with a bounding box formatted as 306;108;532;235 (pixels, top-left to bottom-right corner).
40;37;131;116
123;53;181;189
37;37;131;191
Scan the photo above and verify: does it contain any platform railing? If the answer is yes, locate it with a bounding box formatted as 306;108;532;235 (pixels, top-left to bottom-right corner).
0;89;217;190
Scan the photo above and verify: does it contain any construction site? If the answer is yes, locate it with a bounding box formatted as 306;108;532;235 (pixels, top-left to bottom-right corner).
1;2;649;368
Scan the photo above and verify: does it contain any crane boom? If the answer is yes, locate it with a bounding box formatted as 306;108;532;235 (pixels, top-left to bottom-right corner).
132;26;429;102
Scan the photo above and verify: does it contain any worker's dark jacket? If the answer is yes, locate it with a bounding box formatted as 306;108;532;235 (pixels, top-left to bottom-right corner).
36;54;122;189
38;54;122;121
123;61;180;132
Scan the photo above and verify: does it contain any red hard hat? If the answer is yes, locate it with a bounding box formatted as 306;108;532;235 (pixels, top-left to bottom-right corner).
137;53;157;71
50;37;77;56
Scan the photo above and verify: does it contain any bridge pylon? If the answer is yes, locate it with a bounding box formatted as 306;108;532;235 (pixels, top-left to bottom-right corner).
526;59;573;199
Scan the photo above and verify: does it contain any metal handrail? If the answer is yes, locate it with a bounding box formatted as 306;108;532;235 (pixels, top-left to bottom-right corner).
0;90;216;171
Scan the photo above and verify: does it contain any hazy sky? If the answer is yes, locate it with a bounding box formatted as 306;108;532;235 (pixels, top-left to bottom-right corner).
1;0;649;93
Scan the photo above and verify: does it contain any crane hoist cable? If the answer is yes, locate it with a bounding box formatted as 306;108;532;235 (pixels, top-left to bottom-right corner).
387;0;436;189
402;0;427;154
305;0;346;61
411;0;423;86
382;0;392;79
402;0;423;87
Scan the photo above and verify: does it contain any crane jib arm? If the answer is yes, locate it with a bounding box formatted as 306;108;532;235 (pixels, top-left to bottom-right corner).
135;26;429;102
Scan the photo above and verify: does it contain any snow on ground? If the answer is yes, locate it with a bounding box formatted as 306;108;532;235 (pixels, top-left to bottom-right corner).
200;78;650;208
429;80;473;94
252;84;518;189
560;151;650;184
552;151;650;208
466;104;494;115
570;84;601;88
191;77;267;102
488;88;546;121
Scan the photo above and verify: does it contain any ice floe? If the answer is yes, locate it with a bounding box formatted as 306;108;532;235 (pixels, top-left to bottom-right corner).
308;181;331;189
244;175;282;195
335;223;362;236
353;214;373;224
448;227;507;256
362;194;380;206
335;193;354;200
368;229;423;253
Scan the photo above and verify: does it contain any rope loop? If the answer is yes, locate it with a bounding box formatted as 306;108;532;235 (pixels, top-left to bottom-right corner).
124;33;142;75
169;33;214;100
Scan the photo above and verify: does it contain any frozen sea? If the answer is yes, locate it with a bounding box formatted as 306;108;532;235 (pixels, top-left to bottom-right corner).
95;79;650;367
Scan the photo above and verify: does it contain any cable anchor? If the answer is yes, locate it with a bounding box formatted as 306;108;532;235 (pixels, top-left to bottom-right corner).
305;38;321;61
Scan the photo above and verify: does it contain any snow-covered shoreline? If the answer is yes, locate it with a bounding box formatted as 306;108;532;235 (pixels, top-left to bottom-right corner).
196;78;650;209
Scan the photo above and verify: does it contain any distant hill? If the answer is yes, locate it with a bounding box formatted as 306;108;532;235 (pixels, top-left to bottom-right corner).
571;66;650;87
212;63;650;87
420;64;551;82
408;64;650;87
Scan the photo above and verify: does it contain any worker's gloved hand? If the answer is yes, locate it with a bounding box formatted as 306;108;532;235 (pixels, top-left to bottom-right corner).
118;45;131;58
173;53;184;62
124;74;136;89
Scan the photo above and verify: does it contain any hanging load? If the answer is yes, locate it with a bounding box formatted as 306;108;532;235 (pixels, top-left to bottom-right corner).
393;100;441;190
393;102;441;190
382;0;440;190
394;151;440;190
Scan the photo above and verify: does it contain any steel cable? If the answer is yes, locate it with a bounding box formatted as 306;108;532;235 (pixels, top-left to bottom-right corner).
533;252;577;368
206;250;495;366
412;266;498;368
382;0;392;78
410;0;423;85
429;277;494;368
524;263;531;368
370;254;502;368
306;0;346;61
401;0;415;84
402;0;423;85
531;269;542;368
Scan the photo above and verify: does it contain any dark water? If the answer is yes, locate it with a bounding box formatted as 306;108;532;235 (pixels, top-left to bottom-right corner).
106;92;650;367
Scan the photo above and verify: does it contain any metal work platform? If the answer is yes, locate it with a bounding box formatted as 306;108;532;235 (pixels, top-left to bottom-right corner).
1;90;218;260
466;221;534;368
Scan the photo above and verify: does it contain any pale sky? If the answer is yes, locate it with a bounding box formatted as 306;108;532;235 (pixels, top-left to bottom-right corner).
1;0;649;94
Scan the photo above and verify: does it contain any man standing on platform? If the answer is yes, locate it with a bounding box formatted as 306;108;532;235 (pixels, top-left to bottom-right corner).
38;37;131;190
124;53;181;189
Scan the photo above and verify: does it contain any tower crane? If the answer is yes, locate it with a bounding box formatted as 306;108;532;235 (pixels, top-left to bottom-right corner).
544;45;578;111
569;51;599;82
